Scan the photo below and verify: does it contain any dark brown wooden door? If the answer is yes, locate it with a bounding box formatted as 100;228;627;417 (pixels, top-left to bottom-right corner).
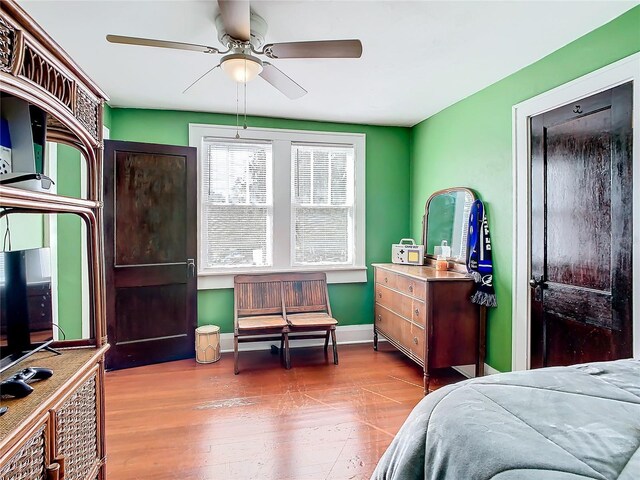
104;140;197;370
530;82;633;368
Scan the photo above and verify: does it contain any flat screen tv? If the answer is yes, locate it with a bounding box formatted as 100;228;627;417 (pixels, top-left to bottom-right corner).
0;247;54;373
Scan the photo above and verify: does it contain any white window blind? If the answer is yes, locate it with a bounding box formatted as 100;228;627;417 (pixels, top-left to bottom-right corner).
201;139;272;269
291;143;355;265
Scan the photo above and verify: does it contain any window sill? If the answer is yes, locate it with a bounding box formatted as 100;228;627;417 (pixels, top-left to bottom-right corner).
197;266;368;290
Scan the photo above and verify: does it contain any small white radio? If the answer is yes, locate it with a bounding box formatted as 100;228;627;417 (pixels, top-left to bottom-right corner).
392;239;424;265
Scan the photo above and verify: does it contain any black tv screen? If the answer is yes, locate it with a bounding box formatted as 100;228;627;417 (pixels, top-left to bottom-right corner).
0;247;54;373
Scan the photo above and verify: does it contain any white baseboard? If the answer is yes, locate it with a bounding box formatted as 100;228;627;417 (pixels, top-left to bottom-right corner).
453;363;501;378
220;324;375;353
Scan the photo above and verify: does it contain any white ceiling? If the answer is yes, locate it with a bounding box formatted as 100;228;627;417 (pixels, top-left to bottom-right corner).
20;0;638;127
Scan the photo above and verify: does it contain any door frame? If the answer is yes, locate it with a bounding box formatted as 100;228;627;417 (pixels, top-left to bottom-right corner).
512;52;640;371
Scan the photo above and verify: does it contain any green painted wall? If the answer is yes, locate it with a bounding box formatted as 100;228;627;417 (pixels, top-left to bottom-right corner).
103;104;112;130
56;144;83;339
110;109;411;332
410;6;640;372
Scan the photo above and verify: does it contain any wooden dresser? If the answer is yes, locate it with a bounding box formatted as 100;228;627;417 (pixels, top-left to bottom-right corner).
372;263;483;393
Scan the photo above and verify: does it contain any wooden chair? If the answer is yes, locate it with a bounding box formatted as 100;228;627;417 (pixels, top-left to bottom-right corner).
233;274;290;374
282;272;338;365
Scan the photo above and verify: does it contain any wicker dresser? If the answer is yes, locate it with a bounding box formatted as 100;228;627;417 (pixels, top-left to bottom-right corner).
0;1;109;478
372;263;483;394
0;349;107;480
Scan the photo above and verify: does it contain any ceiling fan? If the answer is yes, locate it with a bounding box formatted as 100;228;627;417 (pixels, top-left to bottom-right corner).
106;0;363;99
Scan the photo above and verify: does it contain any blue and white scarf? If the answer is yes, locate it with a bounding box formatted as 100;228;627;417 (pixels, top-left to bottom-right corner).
467;199;497;307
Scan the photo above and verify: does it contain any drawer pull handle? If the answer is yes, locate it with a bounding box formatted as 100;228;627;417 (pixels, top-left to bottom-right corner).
408;284;414;293
415;308;419;316
413;337;418;345
384;277;388;283
377;315;382;321
378;292;382;298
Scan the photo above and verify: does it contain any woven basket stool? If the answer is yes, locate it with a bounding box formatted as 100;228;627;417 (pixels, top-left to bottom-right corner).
195;325;221;364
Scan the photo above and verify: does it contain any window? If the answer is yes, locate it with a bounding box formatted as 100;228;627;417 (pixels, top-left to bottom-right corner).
202;140;272;269
190;125;366;289
292;144;354;266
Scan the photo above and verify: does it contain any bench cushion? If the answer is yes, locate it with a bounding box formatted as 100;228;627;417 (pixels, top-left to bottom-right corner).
287;312;338;327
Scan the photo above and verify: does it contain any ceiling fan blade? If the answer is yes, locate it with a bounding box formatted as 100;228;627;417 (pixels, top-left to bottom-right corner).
217;0;251;42
182;65;221;94
259;62;307;100
263;40;362;59
107;35;219;54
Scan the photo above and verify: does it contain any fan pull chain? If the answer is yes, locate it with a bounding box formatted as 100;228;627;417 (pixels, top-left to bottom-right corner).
235;82;240;139
243;75;248;130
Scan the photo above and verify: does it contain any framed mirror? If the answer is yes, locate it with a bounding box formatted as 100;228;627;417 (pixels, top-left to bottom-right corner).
422;187;476;264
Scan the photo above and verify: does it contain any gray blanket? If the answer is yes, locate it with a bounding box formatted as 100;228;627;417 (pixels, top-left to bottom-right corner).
372;359;640;480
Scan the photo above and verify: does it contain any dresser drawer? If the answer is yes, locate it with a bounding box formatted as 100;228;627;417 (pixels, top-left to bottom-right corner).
396;275;426;299
375;304;413;352
375;284;411;319
411;300;426;327
410;322;425;362
375;284;426;327
375;269;398;290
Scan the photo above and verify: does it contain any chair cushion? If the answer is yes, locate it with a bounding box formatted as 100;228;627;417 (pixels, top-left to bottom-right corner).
237;315;287;331
287;312;338;327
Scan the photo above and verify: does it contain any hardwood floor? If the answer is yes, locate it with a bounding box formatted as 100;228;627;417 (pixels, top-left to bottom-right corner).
105;343;466;479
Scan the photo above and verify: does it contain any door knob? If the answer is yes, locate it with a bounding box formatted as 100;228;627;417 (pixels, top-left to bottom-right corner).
529;275;546;302
529;275;545;288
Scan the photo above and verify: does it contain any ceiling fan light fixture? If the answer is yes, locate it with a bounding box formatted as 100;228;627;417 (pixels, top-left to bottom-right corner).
221;53;263;83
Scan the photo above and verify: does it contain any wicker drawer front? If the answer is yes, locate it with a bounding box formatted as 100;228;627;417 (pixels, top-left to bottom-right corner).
396;275;426;299
375;269;398;290
54;373;99;480
0;423;47;480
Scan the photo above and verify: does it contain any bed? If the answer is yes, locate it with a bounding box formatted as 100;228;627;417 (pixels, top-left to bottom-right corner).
372;359;640;480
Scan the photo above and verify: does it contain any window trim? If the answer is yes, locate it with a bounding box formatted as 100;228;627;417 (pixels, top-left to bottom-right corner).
189;124;366;289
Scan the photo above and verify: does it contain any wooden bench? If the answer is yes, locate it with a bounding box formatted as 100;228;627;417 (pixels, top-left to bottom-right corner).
234;274;290;374
281;273;339;365
233;272;338;374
